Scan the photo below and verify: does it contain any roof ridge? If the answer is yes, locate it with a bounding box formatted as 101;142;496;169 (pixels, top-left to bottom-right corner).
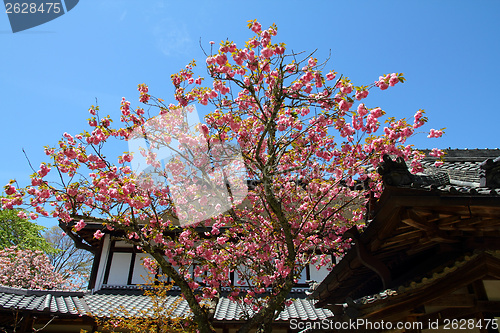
0;285;89;297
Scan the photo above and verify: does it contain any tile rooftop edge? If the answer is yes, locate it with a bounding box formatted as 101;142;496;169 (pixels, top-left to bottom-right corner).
353;250;500;306
0;285;90;297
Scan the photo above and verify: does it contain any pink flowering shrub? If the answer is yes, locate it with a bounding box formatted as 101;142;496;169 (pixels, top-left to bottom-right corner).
0;246;64;290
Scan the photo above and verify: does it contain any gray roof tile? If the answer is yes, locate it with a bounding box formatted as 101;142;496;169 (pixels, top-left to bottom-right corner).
420;149;500;187
1;284;333;322
0;286;89;316
378;149;500;194
213;297;245;320
85;293;333;321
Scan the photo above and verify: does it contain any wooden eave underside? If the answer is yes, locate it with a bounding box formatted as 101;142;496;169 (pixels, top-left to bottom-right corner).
356;253;500;323
315;186;500;307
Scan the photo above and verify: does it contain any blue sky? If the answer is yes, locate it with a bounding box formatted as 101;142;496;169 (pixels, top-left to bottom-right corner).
1;0;499;227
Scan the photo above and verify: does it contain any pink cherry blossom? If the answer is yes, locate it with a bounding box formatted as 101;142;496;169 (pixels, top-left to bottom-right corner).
17;211;27;219
355;90;369;100
429;148;445;157
378;81;389;90
389;73;399;86
75;219;86;231
428;128;444;138
250;21;261;34
94;230;105;239
260;47;273;58
5;185;16;195
326;71;336;80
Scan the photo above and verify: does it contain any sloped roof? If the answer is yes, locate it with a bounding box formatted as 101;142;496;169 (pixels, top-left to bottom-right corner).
353;250;500;306
419;148;500;189
344;251;500;323
311;149;500;308
85;292;333;322
0;286;90;316
0;285;333;323
212;296;333;322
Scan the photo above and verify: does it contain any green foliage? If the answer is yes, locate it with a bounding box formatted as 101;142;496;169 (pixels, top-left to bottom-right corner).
0;208;55;253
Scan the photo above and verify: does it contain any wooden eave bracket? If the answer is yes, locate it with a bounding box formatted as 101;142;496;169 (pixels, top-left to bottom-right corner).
58;221;97;254
344;226;392;289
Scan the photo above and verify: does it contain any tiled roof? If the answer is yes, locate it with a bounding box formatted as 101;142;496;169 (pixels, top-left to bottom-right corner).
377;149;500;194
212;296;333;322
85;293;193;319
345;250;500;314
276;298;332;321
420;148;500;187
349;252;482;306
86;292;333;321
85;293;157;317
0;285;333;322
0;286;90;316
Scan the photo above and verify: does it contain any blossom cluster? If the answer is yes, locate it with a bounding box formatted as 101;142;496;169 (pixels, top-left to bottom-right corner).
0;246;64;290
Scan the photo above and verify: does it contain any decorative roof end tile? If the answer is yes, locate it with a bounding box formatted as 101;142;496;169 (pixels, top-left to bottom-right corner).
378;154;449;187
377;155;413;186
480;156;500;188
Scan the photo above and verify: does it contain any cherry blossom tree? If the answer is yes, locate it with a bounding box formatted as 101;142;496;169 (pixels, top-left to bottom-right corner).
0;246;64;290
2;20;443;332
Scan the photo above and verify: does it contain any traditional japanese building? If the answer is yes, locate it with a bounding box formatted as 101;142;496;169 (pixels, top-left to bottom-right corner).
310;149;500;332
68;221;331;296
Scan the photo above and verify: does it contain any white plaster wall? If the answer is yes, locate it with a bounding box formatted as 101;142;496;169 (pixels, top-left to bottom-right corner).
131;253;156;285
94;234;111;291
107;252;132;285
114;240;133;248
308;263;330;283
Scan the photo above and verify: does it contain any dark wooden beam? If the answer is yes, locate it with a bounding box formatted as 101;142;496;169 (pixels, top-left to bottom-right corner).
465;237;500;251
401;209;435;232
356;241;392;289
401;209;457;243
58;221;96;254
127;252;136;285
424;294;475;308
